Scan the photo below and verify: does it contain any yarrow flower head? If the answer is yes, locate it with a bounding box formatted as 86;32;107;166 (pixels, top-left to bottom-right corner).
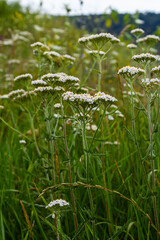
87;50;106;56
78;33;120;46
14;73;33;82
93;92;117;104
132;53;157;63
63;91;117;108
8;89;25;99
136;35;160;44
141;78;160;90
54;103;61;109
130;28;144;35
19;140;26;144
31;80;47;86
45;199;69;209
41;73;67;82
30;42;50;51
151;65;160;75
127;44;137;49
118;66;145;78
62;54;76;63
13;90;37;102
34;86;54;94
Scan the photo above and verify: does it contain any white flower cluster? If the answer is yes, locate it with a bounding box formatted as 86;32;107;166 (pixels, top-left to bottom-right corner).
78;33;120;44
54;103;61;108
13;90;37;101
63;91;94;104
137;35;160;43
54;86;65;92
0;94;9;99
86;123;98;131
0;105;4;109
63;91;117;106
41;73;67;82
105;141;120;145
8;89;25;98
132;53;157;62
118;66;145;77
19;140;26;144
87;50;106;56
43;51;61;57
130;28;144;35
31;80;47;85
151;65;160;74
30;42;50;50
8;59;20;64
141;78;160;89
62;54;76;62
34;86;54;93
14;73;33;82
127;44;137;49
94;92;117;103
59;76;80;84
45;199;69;208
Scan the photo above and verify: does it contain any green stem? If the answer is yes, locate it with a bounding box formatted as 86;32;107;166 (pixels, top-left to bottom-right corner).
97;57;102;92
82;114;96;240
44;101;55;184
28;112;41;157
61;98;79;236
147;94;159;238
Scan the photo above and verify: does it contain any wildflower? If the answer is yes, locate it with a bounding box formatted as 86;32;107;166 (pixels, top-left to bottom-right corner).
14;73;33;82
30;42;50;51
130;28;144;35
43;51;61;58
62;54;76;62
118;66;145;78
127;44;137;49
54;86;65;92
31;80;47;86
141;78;160;90
132;53;157;63
45;199;69;208
136;35;160;44
13;90;37;101
93;92;117;104
41;73;67;82
59;75;80;84
8;89;25;98
108;115;114;120
54;103;61;109
34;86;54;94
91;124;98;131
151;65;160;75
87;50;106;56
19;140;26;144
8;59;20;65
63;91;94;105
0;105;4;109
78;33;120;45
0;94;9;99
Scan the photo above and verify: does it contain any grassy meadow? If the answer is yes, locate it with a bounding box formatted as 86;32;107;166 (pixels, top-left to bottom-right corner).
0;1;160;239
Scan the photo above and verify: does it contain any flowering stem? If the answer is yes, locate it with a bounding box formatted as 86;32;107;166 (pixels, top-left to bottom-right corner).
56;210;61;240
44;101;55;184
61;98;79;235
82;113;96;240
38;52;42;78
28;112;41;157
147;93;159;237
97;57;102;92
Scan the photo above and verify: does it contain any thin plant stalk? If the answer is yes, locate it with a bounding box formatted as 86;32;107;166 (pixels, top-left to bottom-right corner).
61;98;79;235
82;112;96;240
147;93;160;238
